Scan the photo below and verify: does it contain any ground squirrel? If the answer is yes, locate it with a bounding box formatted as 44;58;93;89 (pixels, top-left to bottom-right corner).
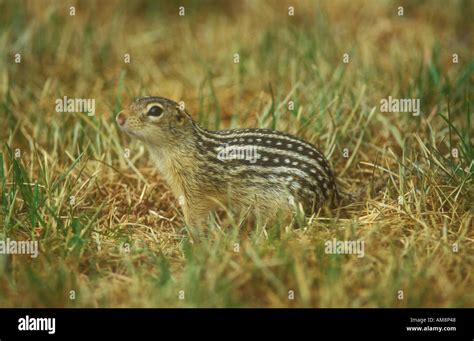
116;96;341;229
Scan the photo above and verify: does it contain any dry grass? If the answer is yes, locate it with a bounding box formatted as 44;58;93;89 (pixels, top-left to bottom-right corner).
0;0;472;307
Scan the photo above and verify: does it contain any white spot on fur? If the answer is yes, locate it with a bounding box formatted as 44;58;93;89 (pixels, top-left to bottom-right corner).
292;182;301;190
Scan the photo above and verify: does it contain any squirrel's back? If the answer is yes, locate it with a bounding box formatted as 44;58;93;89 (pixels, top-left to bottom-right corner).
191;125;340;214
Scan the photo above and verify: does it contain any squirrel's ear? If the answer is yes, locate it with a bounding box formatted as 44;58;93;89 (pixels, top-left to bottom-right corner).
176;109;186;125
176;105;192;125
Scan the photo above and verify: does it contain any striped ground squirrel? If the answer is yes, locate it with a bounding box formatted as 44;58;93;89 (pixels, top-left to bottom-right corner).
116;96;341;229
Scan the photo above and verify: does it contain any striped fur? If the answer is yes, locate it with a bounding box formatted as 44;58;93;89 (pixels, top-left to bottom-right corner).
191;123;339;206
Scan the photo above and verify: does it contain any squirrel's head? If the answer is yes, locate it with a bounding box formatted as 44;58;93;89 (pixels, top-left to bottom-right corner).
116;97;194;147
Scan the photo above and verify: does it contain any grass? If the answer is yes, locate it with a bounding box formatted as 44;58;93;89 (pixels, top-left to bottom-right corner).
0;0;472;307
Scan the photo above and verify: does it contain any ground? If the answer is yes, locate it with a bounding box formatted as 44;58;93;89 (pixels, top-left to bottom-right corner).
0;0;472;307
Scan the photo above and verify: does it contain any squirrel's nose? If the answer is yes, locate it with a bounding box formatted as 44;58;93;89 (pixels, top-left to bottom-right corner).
116;111;127;126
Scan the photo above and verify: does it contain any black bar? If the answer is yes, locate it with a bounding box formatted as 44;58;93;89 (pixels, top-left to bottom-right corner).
0;308;472;340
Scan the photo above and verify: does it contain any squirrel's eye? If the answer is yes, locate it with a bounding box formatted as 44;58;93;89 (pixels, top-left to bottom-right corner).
147;106;163;117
